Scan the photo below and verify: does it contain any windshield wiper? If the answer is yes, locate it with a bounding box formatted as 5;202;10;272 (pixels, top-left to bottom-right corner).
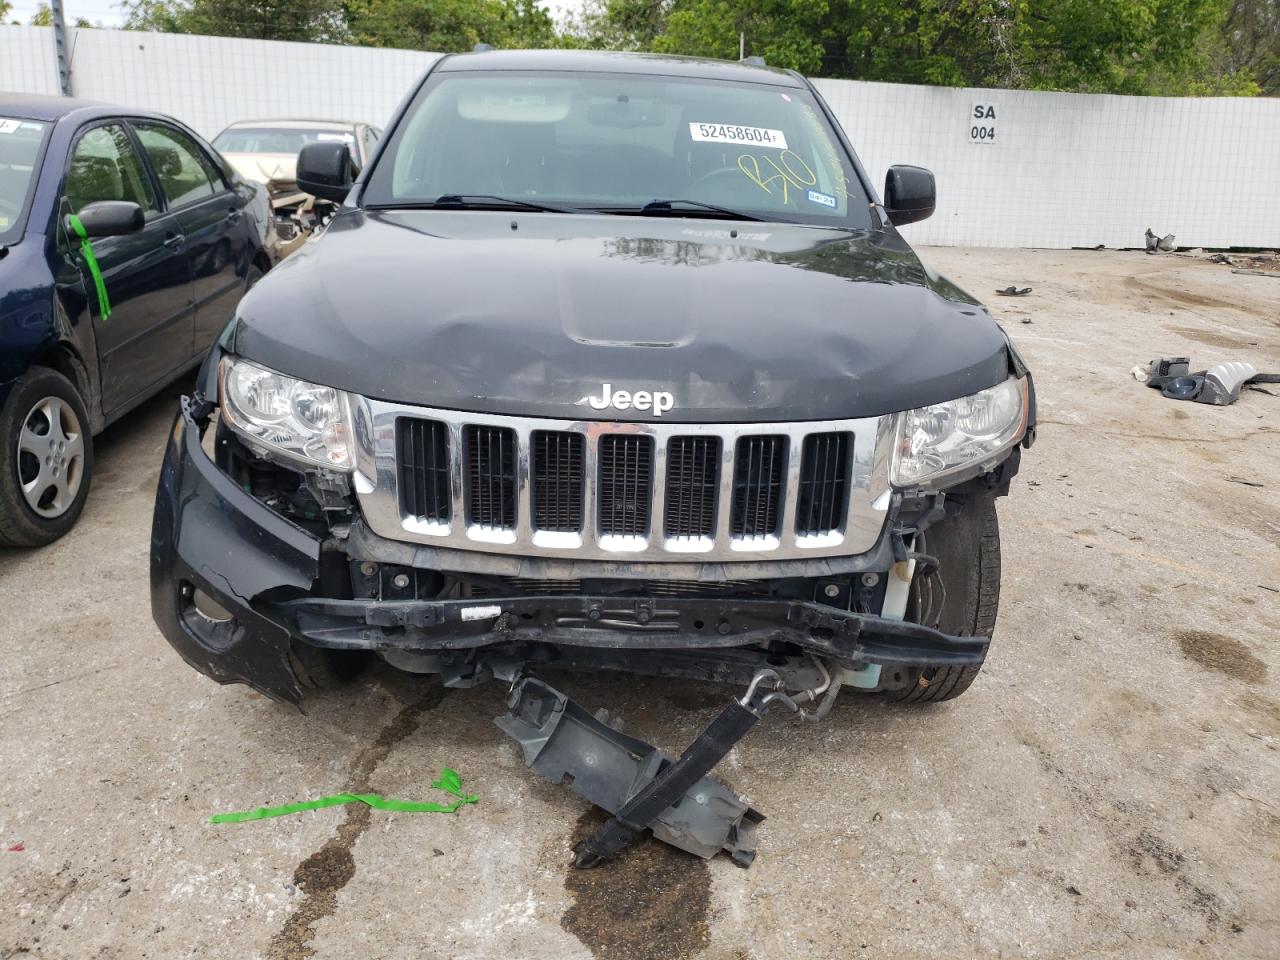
597;199;772;222
369;194;582;214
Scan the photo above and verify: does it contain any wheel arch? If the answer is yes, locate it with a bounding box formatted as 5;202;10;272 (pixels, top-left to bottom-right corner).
29;339;101;434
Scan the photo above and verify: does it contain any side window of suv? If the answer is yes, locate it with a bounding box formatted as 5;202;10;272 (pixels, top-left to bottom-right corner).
133;122;217;208
65;123;158;217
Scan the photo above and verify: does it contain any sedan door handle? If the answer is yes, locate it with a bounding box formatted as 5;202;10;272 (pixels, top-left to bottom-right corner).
225;208;242;224
163;233;185;249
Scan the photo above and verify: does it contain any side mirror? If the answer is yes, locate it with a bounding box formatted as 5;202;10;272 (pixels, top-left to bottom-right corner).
65;200;144;238
884;165;935;226
297;141;358;203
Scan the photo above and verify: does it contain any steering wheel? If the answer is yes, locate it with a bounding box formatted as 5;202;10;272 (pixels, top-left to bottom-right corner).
687;166;746;193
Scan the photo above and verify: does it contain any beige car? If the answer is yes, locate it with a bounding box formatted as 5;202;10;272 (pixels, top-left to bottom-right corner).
212;119;381;259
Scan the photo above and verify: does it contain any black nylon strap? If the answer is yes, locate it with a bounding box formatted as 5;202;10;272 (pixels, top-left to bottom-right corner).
573;700;761;867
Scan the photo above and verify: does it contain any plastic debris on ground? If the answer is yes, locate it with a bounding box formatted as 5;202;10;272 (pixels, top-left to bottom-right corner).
1140;357;1280;406
1145;229;1176;253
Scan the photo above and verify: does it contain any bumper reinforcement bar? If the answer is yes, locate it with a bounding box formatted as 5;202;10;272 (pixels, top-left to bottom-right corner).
284;595;989;666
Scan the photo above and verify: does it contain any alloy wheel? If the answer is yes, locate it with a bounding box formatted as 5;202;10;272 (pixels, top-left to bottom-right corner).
16;396;86;518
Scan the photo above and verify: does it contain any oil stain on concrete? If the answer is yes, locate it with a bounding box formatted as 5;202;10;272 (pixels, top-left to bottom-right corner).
266;688;446;960
1174;630;1267;684
561;809;711;960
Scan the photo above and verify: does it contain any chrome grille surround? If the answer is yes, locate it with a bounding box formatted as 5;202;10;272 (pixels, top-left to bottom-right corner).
351;396;895;562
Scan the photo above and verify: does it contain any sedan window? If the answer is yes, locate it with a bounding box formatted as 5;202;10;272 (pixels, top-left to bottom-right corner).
0;117;48;243
134;122;216;208
65;123;158;217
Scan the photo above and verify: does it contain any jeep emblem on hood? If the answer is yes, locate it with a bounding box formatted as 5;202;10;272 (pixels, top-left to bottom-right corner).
584;383;675;417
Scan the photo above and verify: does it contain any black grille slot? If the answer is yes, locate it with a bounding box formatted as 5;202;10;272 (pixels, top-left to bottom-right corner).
796;432;851;536
664;436;720;539
465;425;517;529
532;430;584;532
729;435;786;539
598;435;653;537
396;418;451;522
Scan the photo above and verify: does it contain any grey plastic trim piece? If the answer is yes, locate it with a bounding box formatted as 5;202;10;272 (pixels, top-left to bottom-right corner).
496;677;762;864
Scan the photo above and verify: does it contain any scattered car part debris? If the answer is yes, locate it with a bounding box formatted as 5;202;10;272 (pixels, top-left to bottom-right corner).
498;663;838;866
1020;317;1033;324
1145;229;1176;253
996;286;1032;296
1143;357;1280;405
1231;268;1280;279
209;767;477;823
499;674;764;865
1208;253;1234;265
1226;477;1264;488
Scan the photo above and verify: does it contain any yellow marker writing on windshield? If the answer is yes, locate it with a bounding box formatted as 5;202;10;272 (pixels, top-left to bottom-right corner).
737;150;817;205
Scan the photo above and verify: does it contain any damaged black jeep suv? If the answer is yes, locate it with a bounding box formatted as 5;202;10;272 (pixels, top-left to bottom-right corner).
152;50;1035;718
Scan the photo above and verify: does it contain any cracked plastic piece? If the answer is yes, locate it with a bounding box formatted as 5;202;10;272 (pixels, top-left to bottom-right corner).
497;677;763;865
1144;356;1280;406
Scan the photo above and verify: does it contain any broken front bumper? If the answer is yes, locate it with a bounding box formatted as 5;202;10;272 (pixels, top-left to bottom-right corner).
151;399;988;707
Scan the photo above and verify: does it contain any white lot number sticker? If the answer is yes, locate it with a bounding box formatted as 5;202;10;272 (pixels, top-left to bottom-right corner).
0;118;22;135
690;122;787;150
969;104;996;143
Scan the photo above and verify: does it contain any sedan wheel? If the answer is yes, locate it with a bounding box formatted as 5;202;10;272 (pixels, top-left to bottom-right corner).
17;396;86;518
0;367;94;547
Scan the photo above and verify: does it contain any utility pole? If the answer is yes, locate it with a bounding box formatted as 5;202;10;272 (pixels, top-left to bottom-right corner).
739;32;745;60
50;0;73;96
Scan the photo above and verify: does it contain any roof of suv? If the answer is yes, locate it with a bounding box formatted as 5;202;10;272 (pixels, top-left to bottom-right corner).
436;49;805;86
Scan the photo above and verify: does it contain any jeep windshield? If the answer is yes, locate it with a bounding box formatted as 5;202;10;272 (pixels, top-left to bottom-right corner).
362;71;872;229
0;116;49;246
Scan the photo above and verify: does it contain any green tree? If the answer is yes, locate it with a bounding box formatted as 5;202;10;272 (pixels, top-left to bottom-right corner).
347;0;556;51
1209;0;1277;93
570;0;673;49
585;0;1260;94
122;0;348;42
29;3;94;26
655;0;828;73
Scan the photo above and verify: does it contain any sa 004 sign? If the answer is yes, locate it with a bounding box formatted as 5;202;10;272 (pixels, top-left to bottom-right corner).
969;104;996;143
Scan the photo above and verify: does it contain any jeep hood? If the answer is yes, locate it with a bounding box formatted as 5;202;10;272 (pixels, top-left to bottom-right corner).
231;209;1013;423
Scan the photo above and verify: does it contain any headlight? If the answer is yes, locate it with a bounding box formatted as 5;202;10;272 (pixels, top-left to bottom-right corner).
891;377;1028;487
219;357;353;469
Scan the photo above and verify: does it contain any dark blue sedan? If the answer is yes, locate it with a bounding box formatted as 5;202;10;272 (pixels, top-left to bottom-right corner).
1;93;271;546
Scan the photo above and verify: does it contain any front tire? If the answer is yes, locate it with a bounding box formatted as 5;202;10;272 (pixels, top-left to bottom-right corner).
0;367;94;547
890;490;1001;703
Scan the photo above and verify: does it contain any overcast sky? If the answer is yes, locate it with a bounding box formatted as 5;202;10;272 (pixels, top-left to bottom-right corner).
7;0;583;29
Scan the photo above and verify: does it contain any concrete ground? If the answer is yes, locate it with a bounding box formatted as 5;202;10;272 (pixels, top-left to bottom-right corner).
2;248;1277;960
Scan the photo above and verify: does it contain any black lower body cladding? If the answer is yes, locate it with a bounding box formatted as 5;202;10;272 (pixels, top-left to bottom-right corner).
150;398;992;706
150;398;320;706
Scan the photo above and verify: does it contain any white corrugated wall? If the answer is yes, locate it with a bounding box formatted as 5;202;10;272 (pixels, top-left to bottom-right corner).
3;25;1278;248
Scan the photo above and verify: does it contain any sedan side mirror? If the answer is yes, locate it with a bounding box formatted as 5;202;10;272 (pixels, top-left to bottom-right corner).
297;141;358;203
65;200;144;238
884;165;936;226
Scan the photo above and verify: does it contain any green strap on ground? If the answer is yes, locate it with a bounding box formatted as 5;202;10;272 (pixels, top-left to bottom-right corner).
67;214;111;321
210;767;477;824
